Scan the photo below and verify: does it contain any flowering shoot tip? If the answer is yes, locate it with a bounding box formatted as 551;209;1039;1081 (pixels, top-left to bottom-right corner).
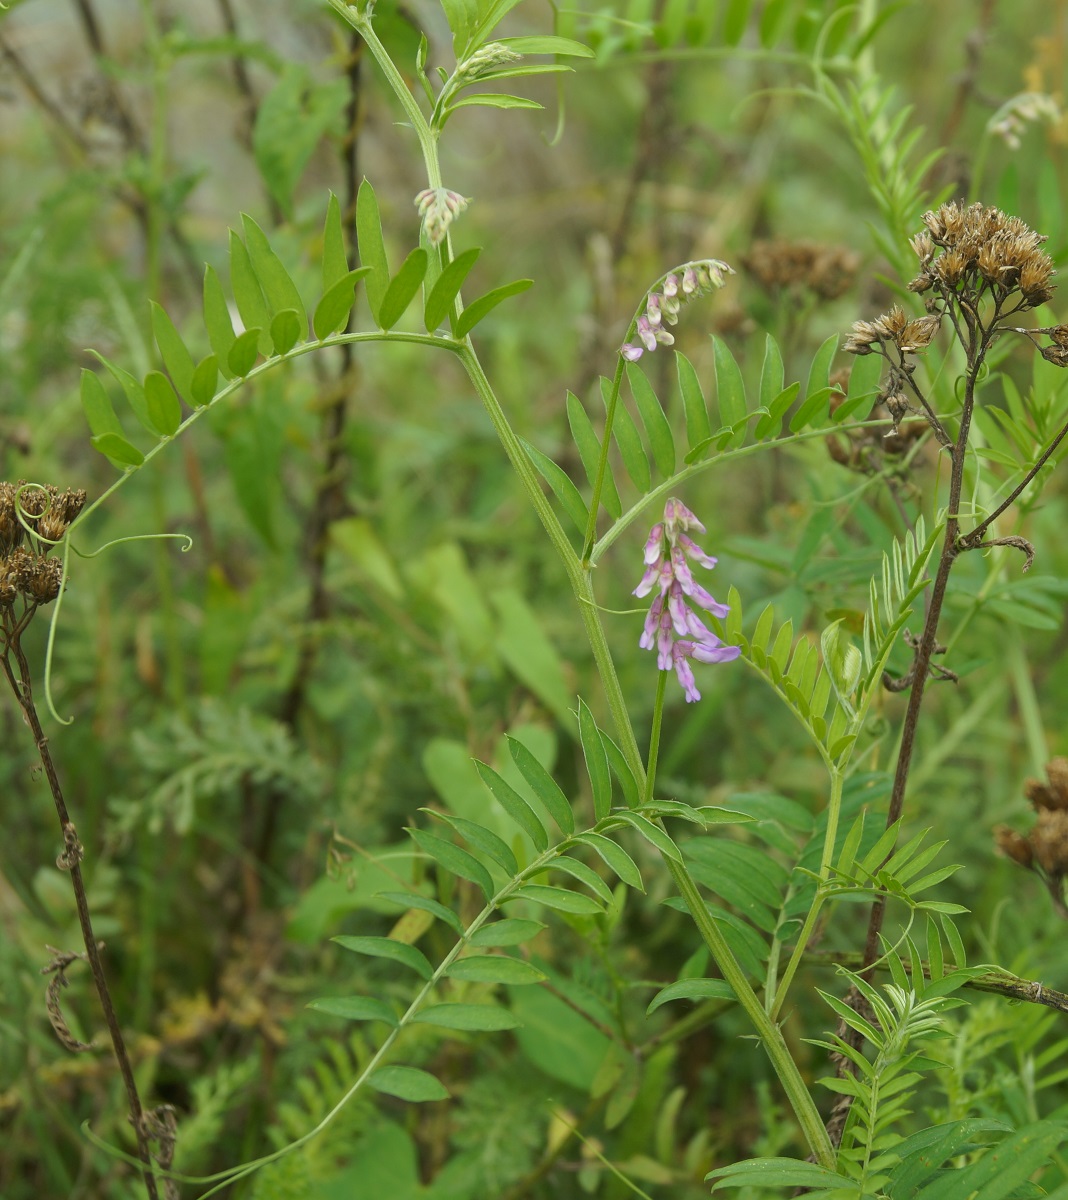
634;498;739;702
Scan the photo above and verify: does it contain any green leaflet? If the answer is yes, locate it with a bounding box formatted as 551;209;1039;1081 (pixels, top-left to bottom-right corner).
314;267;373;340
627;362;675;477
454;278;533;339
424;246;481;332
520;436;589;534
676;350;712;451
228;229;271;355
241;213;308;341
565;391;621;519
367;1065;449;1102
411;1003;520;1031
375;890;464;936
575;832;643;890
356;178;390;325
90;432;144;467
228;328;262;377
190;356;218;408
605;375;651;493
446;955;546;984
712;336;747;446
149;301;196;404
80;369;124;439
577;699;611;820
379;248;429;330
407;826;495;898
646;978;734;1015
601;735;641;813
469;918;545;947
270;309;302;355
203;265;236;379
429;809;518;877
321;191;349;292
308;996;397;1024
143;371;182;438
333;935;433;979
511;884;603;914
506;735;575;835
474;759;549;851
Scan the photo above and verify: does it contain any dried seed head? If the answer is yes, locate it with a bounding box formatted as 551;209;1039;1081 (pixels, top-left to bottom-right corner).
995;824;1035;868
741;239;859;301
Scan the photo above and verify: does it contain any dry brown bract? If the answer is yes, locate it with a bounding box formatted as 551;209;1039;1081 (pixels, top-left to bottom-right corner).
741;239;859;301
995;758;1068;916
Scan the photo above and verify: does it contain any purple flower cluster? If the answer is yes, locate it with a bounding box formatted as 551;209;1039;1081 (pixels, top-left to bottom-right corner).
621;260;733;362
634;499;740;703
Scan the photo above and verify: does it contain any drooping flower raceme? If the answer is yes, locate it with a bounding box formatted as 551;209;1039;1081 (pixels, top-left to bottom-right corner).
634;499;740;702
621;261;734;362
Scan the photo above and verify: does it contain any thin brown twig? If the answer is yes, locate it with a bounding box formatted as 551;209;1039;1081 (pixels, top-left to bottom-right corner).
0;621;161;1199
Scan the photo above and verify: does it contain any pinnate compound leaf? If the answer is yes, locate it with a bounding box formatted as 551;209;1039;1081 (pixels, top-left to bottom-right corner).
356;178;390;324
425;246;481;331
469;918;545;947
203;265;236;378
375;890;464;936
143;371;182;437
90;433;144;467
647;978;734;1015
149;301;196;404
446;955;546;984
314;267;373;340
520;437;589;534
408;826;495;898
333;935;433;979
227;328;262;377
412;1003;520;1031
454;278;533;339
190;355;218;408
367;1065;449;1102
308;996;397;1024
474;760;548;851
506;735;574;835
269;309;301;356
80;369;124;438
578;699;612;820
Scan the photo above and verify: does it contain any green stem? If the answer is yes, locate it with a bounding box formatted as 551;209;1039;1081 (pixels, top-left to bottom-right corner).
327;0;443;189
769;769;844;1022
582;356;626;561
644;670;667;806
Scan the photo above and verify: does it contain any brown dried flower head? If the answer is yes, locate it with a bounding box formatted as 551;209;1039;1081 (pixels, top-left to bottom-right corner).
912;202;1055;308
741;239;860;302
